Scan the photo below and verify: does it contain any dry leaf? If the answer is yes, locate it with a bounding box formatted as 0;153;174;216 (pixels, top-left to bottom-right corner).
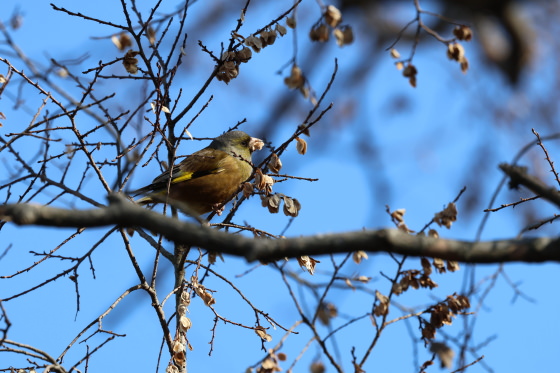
297;255;320;275
254;168;265;190
282;196;301;217
447;42;465;61
324;5;342;27
296;137;307;154
447;260;460;272
123;50;140;74
430;342;454;369
286;17;296;29
352;250;368;264
242;182;253;198
460;57;469;73
275;23;287;36
112;32;132;51
182;129;193;141
269;153;282;173
254;169;274;195
391;208;406;223
244;34;263;53
261;194;281;213
453;25;473;41
179;316;192;331
421;257;432;275
237;47;252;63
392;282;404;295
419;274;438;289
355;276;370;283
428;229;439;238
446;294;470;312
422;323;436;340
180;290;191;307
333;26;353;47
147;26;156;45
310;361;325;373
192;276;216;306
402;63;417;87
310;23;329;42
373;290;389;316
430;304;453;328
317;302;338;325
172;339;186;366
255;326;272;342
284;65;305;89
173;350;186;366
259;29;277;46
432;257;446;273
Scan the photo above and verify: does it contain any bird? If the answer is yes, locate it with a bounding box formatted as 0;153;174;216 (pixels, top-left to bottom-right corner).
133;130;264;215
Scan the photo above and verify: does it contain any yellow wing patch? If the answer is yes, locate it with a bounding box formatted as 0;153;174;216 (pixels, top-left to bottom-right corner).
171;167;225;184
171;172;195;184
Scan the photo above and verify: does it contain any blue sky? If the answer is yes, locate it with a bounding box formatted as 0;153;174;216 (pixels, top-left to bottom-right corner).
1;1;560;372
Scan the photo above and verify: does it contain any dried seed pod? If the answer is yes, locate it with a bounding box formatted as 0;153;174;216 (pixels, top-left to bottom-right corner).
242;182;253;198
333;25;354;46
324;5;342;28
446;43;465;61
310;23;329;42
296;137;307;154
284;65;305;89
286;17;296;28
282;196;301;217
123;50;140;74
276;23;287;36
453;25;473;41
269;153;282;173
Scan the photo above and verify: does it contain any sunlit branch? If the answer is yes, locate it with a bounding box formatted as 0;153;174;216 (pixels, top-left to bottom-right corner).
1;194;559;263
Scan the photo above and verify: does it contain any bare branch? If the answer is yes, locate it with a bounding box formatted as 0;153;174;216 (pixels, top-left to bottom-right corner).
499;163;560;208
1;194;559;263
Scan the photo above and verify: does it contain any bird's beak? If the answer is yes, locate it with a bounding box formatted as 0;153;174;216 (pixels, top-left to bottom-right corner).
249;137;264;152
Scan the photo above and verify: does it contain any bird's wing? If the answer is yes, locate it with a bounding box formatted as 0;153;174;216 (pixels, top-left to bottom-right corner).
134;148;229;195
170;148;229;183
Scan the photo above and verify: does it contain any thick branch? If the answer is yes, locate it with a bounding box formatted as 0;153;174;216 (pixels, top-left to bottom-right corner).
1;194;559;263
500;163;560;207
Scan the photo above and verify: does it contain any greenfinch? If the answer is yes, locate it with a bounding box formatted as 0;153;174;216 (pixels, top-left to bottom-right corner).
134;131;264;215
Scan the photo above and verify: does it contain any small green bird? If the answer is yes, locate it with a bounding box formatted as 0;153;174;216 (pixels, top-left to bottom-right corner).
134;131;264;215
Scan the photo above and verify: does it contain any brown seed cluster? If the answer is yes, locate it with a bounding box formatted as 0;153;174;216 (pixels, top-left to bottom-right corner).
284;64;311;100
123;50;140;74
433;202;458;229
391;24;473;87
309;5;354;47
217;24;288;84
421;294;470;342
255;349;287;373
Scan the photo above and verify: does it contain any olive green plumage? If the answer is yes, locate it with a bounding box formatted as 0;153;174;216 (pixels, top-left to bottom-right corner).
134;131;263;215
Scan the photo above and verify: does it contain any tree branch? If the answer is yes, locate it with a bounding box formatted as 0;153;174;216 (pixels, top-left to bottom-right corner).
1;194;559;263
499;163;560;207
